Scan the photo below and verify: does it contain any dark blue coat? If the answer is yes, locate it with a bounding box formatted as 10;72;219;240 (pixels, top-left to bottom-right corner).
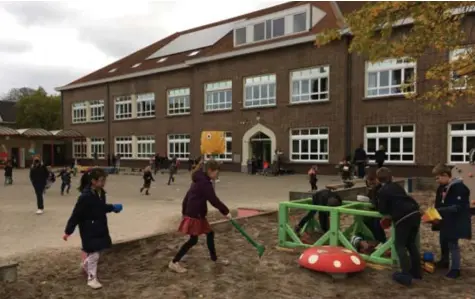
64;187;114;253
435;179;472;240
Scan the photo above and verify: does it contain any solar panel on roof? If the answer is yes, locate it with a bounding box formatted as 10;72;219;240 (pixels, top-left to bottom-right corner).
147;19;245;60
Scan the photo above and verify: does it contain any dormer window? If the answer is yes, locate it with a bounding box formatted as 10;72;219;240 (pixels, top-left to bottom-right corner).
293;12;307;33
188;50;200;56
109;68;117;73
132;63;141;68
158;57;168;63
235;28;246;45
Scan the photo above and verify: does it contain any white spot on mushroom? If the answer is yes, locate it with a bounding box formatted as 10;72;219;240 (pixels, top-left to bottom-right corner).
342;249;352;254
299;254;304;260
350;255;361;265
316;249;327;254
308;255;319;264
333;260;342;268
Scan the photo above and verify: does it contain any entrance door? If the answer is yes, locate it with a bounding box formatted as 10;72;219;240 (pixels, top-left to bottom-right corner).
42;144;52;166
10;147;19;168
250;132;272;170
54;144;66;166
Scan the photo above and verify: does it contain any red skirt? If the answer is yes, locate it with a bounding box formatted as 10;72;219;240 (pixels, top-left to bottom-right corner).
178;216;212;236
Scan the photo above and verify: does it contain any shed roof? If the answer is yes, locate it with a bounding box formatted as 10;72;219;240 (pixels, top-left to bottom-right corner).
50;129;84;138
16;128;53;137
0;126;20;136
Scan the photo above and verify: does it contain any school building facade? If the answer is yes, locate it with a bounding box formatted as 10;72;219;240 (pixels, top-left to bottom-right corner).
56;1;475;177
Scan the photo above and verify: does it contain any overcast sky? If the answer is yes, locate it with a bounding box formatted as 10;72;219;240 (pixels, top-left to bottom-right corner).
0;1;285;95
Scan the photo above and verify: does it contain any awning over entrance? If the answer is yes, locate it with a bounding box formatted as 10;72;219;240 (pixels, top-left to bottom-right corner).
16;128;53;137
0;126;20;136
0;127;84;138
50;129;84;138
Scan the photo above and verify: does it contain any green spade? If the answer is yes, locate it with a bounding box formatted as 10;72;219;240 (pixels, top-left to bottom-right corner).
230;219;265;258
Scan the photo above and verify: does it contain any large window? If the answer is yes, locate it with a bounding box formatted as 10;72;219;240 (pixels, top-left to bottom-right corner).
365;124;415;163
72;102;87;124
244;74;276;108
204;132;232;161
90;137;105;159
167;88;191;115
449;48;471;90
114;96;133;120
366;58;416;97
448;123;475;163
205;81;232;112
167;134;190;160
114;137;133;159
290;128;329;162
90;100;105;122
291;66;329;103
72;138;87;158
137;93;155;118
137;136;155;159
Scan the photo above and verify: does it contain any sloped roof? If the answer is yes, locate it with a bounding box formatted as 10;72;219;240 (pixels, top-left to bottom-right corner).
57;1;354;91
0;101;16;123
16;128;53;137
0;126;19;136
50;129;84;138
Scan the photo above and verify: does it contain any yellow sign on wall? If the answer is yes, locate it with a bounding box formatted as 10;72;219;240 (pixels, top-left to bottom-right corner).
200;131;225;155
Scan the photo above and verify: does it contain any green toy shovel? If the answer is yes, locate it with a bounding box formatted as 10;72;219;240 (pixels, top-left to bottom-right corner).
230;219;266;258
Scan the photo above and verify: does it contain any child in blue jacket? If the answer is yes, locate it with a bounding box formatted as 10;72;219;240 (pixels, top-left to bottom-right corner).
432;164;472;279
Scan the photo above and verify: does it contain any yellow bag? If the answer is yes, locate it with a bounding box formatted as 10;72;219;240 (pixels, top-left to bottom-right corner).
200;131;225;155
422;207;442;222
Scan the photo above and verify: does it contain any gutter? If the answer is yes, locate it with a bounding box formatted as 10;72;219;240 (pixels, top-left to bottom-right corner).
344;35;352;158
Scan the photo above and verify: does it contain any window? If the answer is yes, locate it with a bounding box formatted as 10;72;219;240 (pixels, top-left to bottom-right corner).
137;136;155;159
366;58;416;97
72;139;87;158
235;27;247;45
448;123;475;163
271;18;285;38
114;137;133;159
72;102;87;124
168;134;190;160
291;66;329;103
89;100;105;122
290;128;329;162
450;48;471;89
90;138;105;159
365;125;415;163
253;22;265;42
167;88;191;115
136;93;155;118
205;81;232;112
114;96;133;120
244;74;276;108
204;132;232;161
293;12;307;33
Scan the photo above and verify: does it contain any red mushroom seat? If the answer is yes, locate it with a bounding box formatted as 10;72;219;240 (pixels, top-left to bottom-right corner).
298;246;366;274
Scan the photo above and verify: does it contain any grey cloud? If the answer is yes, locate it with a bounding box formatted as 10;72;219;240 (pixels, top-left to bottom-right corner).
0;2;77;26
0;39;32;53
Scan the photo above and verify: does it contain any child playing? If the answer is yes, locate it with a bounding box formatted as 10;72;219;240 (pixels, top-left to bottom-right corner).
78;169;91;193
140;166;155;195
338;156;354;188
294;189;342;235
308;165;318;190
431;164;471;279
363;167;387;243
167;156;177;185
4;160;13;185
376;167;421;286
58;166;72;195
169;160;231;273
44;166;56;193
63;168;123;289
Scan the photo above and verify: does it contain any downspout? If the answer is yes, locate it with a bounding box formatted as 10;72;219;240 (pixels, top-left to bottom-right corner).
344;35;352;158
106;83;111;160
60;92;64;128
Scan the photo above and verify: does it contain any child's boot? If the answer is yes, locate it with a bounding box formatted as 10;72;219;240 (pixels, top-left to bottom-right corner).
87;277;103;289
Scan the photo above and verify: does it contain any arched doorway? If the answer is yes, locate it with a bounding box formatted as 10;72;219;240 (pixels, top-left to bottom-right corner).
241;123;276;172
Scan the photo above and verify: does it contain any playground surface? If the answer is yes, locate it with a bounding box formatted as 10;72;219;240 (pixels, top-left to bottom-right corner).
1;192;475;299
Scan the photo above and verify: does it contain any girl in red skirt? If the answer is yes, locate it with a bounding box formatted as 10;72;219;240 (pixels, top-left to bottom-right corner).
169;160;231;273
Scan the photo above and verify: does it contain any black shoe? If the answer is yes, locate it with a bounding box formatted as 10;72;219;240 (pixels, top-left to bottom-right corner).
445;269;461;279
435;260;450;269
410;269;422;280
392;271;412;286
294;226;302;236
145;191;149;195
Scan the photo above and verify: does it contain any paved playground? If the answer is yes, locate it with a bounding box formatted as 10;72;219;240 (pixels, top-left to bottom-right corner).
0;169;344;258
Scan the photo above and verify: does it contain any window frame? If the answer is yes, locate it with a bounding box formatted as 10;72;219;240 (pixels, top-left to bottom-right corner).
167;88;191;116
137;136;156;159
204;132;233;161
167;134;191;160
114;95;133;120
90;137;105;159
204;80;233;112
89;100;105;122
289;127;329;163
290;66;330;104
72;102;87;124
449;47;471;90
114;136;133;159
243;74;277;108
136;93;156;118
72;138;87;158
447;122;475;164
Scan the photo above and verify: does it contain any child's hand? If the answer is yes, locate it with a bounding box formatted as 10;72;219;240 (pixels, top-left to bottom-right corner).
112;204;123;213
225;213;232;219
62;234;70;241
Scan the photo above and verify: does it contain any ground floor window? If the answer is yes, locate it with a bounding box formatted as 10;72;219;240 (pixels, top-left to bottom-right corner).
290;127;329;162
115;137;133;159
168;134;190;160
90;137;105;159
204;132;232;161
72;139;87;158
137;136;155;159
365;124;415;163
448;122;475;163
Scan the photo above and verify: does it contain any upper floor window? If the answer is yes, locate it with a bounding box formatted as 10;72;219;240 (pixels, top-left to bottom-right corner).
136;93;155;118
89;100;105;122
72;102;87;124
293;12;307;33
244;74;276;108
366;58;416;98
205;81;232;112
291;66;329;104
114;95;133;120
167;88;191;116
450;47;471;90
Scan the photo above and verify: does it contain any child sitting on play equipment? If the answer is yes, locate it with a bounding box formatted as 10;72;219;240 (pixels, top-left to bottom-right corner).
338;156;354;188
308;165;318;190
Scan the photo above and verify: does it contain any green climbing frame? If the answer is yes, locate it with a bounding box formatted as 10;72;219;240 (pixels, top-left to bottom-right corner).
278;198;398;266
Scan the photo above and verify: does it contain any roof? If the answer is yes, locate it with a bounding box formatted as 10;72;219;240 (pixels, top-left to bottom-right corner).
57;1;357;91
0;127;84;138
0;101;16;123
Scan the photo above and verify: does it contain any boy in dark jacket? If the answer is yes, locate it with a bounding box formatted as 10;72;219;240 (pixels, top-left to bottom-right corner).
4;160;13;185
376;167;421;286
78;169;91;193
363;167;387;243
30;158;49;214
57;166;72;195
140;166;155;195
63;168;123;289
169;160;231;273
432;164;471;279
167;156;177;185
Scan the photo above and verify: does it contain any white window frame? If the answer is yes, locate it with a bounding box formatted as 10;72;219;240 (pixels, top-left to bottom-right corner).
72;138;87;158
72;102;87;124
89;100;105;122
244;74;276;108
204;132;233;161
137;136;155;159
90;137;105;159
289;128;329;163
114;96;133;120
447;122;475;164
365;58;416;98
290;66;330;104
364;124;415;164
167;134;190;160
136;93;155;118
449;47;471;90
114;136;133;159
204;81;232;112
167;88;191;116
